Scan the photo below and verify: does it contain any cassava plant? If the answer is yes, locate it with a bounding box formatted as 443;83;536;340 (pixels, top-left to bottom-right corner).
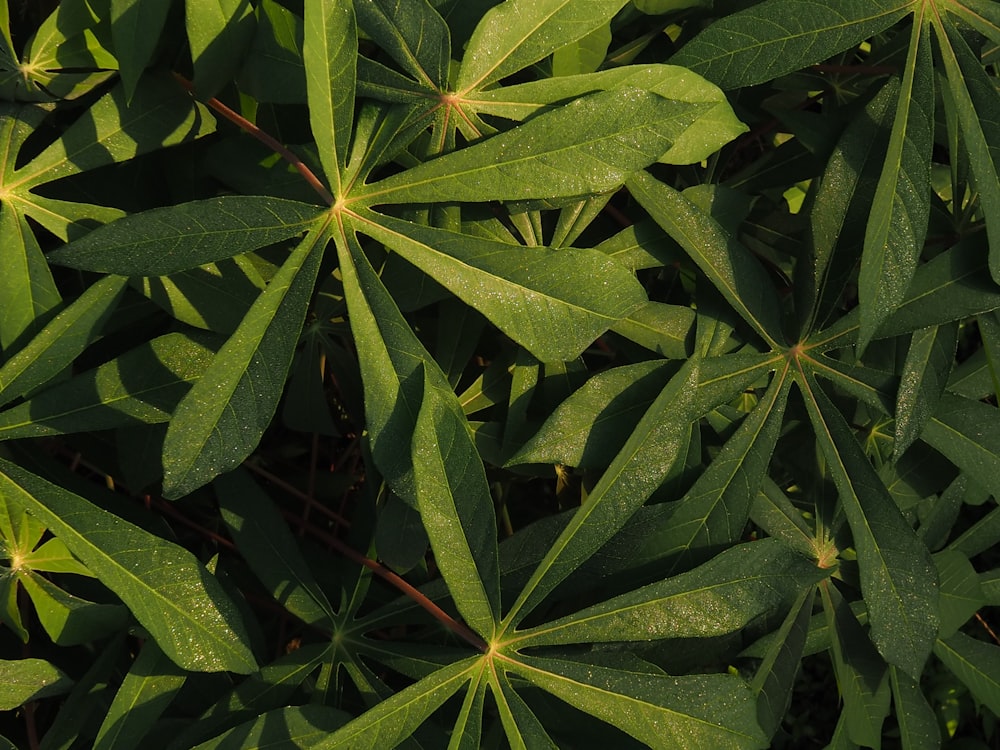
0;0;999;747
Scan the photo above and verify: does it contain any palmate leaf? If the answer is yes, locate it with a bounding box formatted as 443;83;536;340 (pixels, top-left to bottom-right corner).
0;75;214;348
357;87;712;204
799;374;938;679
162;220;329;498
350;210;647;361
0;459;257;674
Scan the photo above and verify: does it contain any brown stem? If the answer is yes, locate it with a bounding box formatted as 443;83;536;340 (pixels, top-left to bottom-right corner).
171;72;335;206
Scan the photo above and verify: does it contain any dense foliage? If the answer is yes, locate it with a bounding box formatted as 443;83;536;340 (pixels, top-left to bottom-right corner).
1;0;999;747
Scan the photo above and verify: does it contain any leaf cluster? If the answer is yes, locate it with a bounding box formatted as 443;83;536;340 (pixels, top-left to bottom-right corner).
1;0;999;748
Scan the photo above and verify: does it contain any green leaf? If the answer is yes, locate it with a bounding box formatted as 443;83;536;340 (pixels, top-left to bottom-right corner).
800;75;895;335
508;360;674;469
47;197;325;276
933;632;1000;718
19;572;128;645
352;210;647;361
316;657;479;749
110;0;174;101
355;0;450;89
0;275;126;408
456;0;627;92
238;0;307;103
359;88;710;204
162;221;328;498
933;549;984;639
552;22;610;77
0;202;61;351
627;170;786;348
936;18;1000;283
510;656;768;750
812;235;1000;351
894;322;959;458
889;667;940;750
169;644;332;748
820;582;891;748
492;669;559;748
0;658;72;710
334;231;425;502
610;302;695;358
504;357;700;628
801;376;938;679
516;538;822;646
93;640;187;750
473;63;746;164
304;0;357;196
751;588;815;740
192;705;351;750
669;0;912;89
12;76;215;188
186;0;256;99
857;22;934;352
0;459;257;673
642;369;791;573
0;332;217;441
921;394;1000;500
216;469;336;628
412;364;500;640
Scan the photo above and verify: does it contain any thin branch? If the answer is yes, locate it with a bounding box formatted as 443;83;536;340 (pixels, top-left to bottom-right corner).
171;73;335;206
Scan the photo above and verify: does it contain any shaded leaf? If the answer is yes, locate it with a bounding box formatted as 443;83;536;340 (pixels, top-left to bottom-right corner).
162;221;328;498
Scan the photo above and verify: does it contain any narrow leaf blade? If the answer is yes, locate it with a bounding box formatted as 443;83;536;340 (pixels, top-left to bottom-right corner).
353;211;647;361
0;460;257;673
47;197;325;276
304;0;357;195
162;221;328;498
801;375;938;679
